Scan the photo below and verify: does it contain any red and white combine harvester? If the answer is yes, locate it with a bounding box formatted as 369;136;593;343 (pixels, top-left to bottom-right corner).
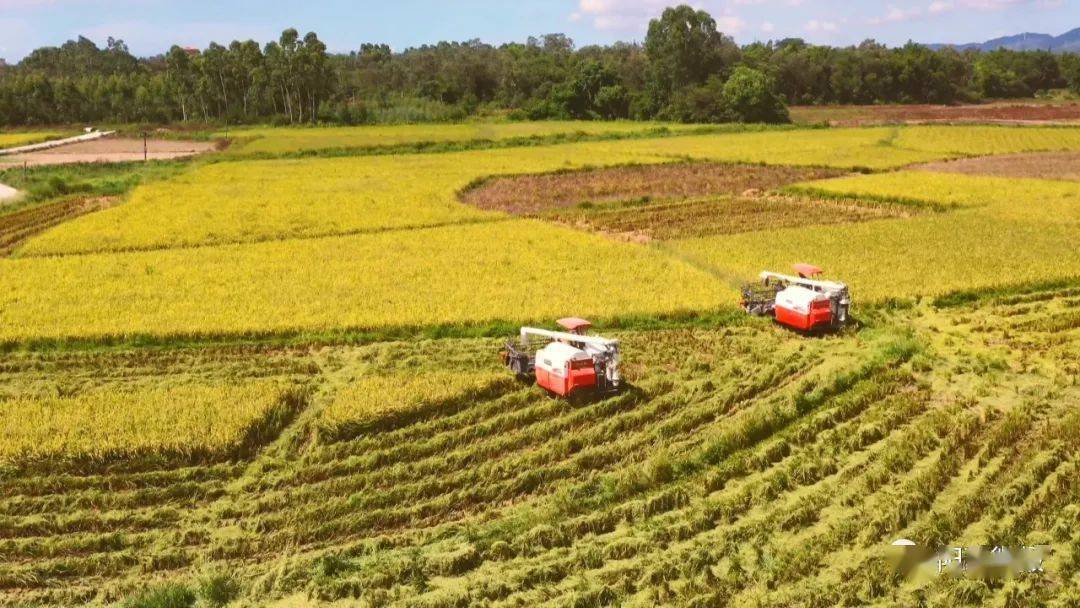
501;318;621;397
742;264;852;332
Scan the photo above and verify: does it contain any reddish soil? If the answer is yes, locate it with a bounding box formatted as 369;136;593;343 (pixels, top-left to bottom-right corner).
791;102;1080;127
915;151;1080;181
0;138;216;167
460;162;846;215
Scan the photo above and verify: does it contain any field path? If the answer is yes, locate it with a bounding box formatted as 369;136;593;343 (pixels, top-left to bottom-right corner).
0;182;18;203
0;130;115;155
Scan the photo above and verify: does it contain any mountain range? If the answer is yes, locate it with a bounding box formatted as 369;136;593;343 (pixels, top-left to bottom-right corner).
928;27;1080;53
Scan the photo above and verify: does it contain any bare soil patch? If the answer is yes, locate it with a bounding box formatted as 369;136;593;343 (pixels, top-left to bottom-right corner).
549;195;912;241
0;138;215;167
0;196;115;255
460;162;846;215
791;101;1080;127
915;151;1080;181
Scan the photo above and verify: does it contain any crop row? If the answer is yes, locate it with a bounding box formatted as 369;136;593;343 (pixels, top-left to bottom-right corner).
0;197;110;255
306;365;930;604
0;382;302;469
0;298;1075;605
547;194;906;240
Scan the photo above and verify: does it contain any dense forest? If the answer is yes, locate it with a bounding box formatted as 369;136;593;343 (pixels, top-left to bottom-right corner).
1;4;1079;126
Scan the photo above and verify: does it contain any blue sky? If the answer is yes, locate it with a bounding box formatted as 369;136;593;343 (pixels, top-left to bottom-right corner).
0;0;1076;62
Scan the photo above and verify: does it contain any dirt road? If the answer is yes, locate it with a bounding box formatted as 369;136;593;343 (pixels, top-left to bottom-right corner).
0;137;216;167
0;182;18;203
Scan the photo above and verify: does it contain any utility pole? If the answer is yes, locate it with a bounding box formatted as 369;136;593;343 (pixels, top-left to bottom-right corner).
142;131;148;162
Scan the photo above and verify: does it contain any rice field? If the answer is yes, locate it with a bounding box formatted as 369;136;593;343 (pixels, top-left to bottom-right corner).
0;383;301;468
0;290;1075;606
544;195;908;240
0;131;66;150
319;371;514;440
226;121;702;155
1;121;1078;607
0;220;729;344
665;171;1080;302
21;125;1080;258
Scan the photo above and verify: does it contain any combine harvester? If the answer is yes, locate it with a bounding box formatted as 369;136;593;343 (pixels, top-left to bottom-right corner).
502;318;621;398
502;266;848;398
742;263;852;332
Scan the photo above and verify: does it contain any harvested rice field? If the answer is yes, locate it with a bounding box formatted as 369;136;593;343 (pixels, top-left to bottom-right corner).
1;122;1077;608
460;162;846;214
915;150;1080;181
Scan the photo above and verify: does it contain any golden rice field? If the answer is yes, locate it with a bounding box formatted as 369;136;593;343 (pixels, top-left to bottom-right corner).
612;124;1080;169
892;124;1080;156
0;382;299;466
0;220;728;343
226;120;701;155
20;125;1080;257
319;371;513;440
0;291;1075;607
668;171;1080;302
0;121;1078;607
18;144;663;255
0;131;66;149
2;125;1076;344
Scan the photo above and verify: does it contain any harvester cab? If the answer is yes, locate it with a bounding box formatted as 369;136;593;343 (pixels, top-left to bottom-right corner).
742;264;851;332
501;318;621;397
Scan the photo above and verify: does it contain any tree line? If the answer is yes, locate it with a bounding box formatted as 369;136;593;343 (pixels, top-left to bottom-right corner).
2;4;1079;127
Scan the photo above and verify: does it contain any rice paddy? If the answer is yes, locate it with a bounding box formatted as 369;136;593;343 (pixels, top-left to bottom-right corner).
1;122;1077;607
0;131;67;150
225;121;703;156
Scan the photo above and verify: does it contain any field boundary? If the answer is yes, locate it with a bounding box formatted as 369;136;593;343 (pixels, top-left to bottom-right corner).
0;130;115;156
7;277;1078;352
0;307;753;353
779;184;965;212
220;123;805;162
12;215;514;259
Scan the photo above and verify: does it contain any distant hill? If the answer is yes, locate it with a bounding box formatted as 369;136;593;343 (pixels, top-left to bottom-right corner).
928;28;1080;53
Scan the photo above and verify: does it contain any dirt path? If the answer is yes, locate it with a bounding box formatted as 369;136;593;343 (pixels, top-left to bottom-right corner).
0;137;216;167
0;182;18;204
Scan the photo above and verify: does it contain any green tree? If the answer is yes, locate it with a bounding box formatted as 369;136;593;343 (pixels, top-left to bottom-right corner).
644;5;740;110
721;66;789;123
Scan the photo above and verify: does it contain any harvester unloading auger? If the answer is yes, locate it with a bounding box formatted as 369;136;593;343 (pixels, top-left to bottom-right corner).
501;318;621;398
741;263;851;332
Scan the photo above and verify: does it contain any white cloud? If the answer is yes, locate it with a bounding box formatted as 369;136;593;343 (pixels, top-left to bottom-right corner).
928;1;954;14
761;21;776;33
572;0;747;33
865;0;1061;26
805;19;838;33
574;0;670;31
867;5;923;25
717;15;747;34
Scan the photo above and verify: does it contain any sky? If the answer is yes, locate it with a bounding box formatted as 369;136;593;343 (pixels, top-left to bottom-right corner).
0;0;1077;62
